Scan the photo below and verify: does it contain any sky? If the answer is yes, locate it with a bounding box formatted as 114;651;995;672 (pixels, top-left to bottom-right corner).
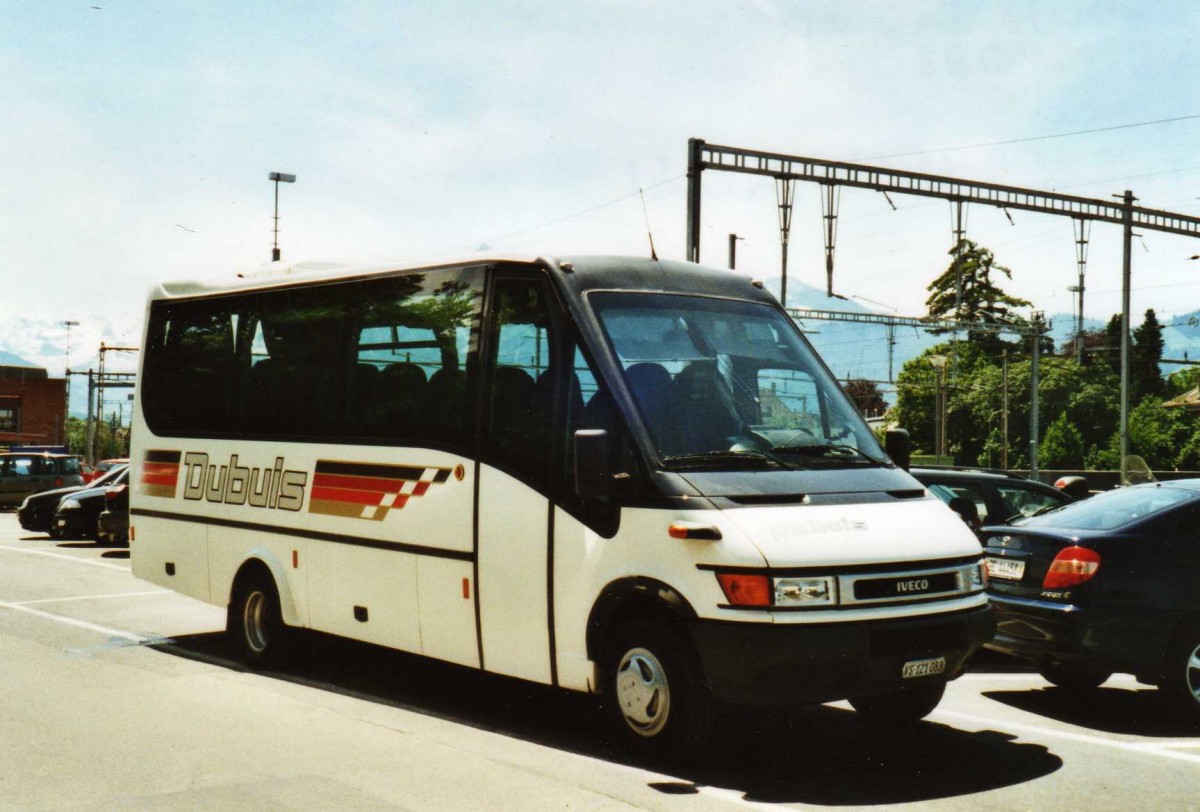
4;1;1200;390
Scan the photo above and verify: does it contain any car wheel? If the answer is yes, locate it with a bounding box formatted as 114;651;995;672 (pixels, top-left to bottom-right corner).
1040;663;1112;691
607;618;715;759
850;683;945;726
1158;621;1200;724
228;572;294;669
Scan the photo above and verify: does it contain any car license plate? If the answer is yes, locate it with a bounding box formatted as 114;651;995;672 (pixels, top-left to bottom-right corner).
986;556;1026;581
902;657;946;679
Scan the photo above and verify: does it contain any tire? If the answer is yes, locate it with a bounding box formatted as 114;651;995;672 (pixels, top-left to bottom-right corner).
607;619;715;759
1040;663;1112;691
228;572;294;669
850;683;945;726
1158;622;1200;724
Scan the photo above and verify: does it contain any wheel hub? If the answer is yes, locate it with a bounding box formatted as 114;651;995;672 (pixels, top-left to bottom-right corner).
243;590;269;653
1185;643;1200;703
616;647;670;737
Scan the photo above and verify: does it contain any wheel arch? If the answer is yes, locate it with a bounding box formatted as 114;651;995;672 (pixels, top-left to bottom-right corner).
585;577;699;681
228;548;301;628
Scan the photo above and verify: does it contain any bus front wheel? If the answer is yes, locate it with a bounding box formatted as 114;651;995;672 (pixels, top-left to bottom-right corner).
228;572;293;669
607;618;714;759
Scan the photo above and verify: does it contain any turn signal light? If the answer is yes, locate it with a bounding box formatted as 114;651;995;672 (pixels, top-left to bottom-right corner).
1043;546;1101;589
715;573;772;607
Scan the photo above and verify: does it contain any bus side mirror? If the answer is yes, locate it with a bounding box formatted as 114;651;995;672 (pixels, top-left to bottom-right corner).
574;429;612;499
886;429;911;471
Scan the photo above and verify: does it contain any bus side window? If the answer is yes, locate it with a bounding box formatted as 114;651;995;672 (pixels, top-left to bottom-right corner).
484;279;558;483
144;304;236;433
243;288;347;436
356;271;481;448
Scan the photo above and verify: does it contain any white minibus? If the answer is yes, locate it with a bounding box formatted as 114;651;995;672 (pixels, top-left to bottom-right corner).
130;255;992;755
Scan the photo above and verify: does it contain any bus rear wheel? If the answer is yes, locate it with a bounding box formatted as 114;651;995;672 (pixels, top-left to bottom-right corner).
229;572;293;669
607;618;714;760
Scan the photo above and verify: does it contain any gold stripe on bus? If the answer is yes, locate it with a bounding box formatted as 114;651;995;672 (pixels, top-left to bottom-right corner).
309;499;383;520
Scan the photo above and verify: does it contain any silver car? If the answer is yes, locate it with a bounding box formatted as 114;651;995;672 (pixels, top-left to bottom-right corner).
0;453;84;508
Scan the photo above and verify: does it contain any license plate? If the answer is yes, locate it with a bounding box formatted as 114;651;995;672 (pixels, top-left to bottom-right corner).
986;556;1026;581
902;657;946;679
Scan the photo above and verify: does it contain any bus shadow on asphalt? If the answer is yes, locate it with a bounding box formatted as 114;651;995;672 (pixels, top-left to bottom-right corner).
153;631;1062;806
983;686;1197;738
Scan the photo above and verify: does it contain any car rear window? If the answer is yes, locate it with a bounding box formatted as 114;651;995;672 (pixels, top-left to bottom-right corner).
1015;484;1194;531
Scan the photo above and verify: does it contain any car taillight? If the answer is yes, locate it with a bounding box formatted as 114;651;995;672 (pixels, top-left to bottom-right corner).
1043;546;1101;589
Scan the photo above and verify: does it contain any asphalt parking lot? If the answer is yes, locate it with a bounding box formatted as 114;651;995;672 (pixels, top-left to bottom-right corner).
1;510;1197;811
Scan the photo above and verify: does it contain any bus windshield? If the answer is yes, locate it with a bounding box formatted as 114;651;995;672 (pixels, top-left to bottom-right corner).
588;292;887;469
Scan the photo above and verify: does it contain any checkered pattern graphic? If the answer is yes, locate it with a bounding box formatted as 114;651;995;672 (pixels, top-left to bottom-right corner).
308;460;453;521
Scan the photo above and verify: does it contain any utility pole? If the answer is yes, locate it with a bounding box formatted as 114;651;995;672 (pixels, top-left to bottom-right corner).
1119;190;1135;484
1030;312;1043;475
728;233;744;270
1001;350;1009;470
685;139;703;263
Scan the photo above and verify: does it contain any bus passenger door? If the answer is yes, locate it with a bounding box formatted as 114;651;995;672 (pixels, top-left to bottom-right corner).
475;275;560;683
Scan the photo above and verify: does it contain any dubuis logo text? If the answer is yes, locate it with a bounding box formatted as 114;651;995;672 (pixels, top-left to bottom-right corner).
182;452;308;512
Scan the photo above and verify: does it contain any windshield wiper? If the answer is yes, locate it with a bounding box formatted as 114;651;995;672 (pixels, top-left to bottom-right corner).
661;450;778;469
769;444;884;465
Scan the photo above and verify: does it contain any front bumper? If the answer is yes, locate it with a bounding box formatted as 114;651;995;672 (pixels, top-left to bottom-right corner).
689;604;994;706
17;505;53;533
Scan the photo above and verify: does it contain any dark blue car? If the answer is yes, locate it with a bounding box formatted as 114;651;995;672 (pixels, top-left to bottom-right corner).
982;480;1200;722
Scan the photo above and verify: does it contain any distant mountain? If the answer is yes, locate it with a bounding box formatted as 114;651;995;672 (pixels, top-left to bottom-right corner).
0;350;39;369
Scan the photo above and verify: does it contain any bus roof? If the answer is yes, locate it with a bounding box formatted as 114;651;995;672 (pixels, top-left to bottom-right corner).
149;254;773;304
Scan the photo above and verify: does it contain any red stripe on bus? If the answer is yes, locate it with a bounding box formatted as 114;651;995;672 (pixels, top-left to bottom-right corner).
141;473;179;487
312;473;410;494
310;486;389;506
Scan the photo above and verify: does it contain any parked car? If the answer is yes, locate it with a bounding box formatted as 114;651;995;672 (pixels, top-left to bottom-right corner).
52;467;129;541
982;480;1200;721
95;480;129;546
0;453;84;508
912;466;1075;534
83;457;128;484
17;463;128;536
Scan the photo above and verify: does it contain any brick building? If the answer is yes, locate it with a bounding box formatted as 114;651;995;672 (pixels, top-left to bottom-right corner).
0;365;67;448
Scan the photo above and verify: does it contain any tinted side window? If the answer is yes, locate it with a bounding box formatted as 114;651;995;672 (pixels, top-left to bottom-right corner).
142;267;483;449
143;302;236;433
995;484;1065;521
483;278;558;482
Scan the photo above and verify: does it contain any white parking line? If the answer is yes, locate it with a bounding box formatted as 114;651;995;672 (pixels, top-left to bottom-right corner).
0;598;150;643
0;543;128;571
17;590;168;606
935;708;1200;766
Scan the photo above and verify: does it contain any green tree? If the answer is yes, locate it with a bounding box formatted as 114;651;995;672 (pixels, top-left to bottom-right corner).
1126;396;1186;469
1040;411;1086;468
843;378;887;418
925;239;1032;354
1102;313;1125;378
1132;308;1166;400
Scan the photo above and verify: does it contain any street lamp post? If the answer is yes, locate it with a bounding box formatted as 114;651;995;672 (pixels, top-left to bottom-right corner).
269;171;297;262
929;354;949;463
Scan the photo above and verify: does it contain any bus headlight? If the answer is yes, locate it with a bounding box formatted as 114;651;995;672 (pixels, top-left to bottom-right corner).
774;576;837;607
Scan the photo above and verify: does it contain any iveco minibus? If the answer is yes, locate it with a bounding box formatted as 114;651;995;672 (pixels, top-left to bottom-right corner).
130;255;992;754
